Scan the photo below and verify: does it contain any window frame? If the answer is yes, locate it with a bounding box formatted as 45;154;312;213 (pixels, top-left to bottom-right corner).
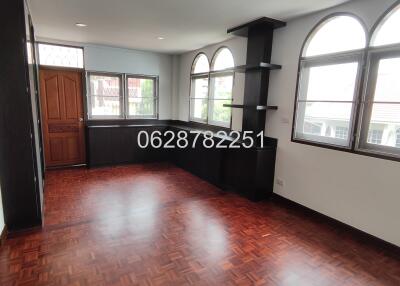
293;51;365;148
208;70;234;128
189;49;235;128
86;71;159;120
189;53;210;124
38;42;85;70
370;2;400;48
87;71;124;120
125;74;159;119
356;47;400;157
209;47;235;128
292;10;400;162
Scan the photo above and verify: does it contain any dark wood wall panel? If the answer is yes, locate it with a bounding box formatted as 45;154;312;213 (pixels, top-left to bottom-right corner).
87;126;169;167
0;0;43;230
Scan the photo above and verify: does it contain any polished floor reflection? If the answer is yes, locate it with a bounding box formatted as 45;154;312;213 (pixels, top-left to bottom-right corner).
0;163;399;285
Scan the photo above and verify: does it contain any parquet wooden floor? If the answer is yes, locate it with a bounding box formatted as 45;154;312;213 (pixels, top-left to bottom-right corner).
0;163;399;286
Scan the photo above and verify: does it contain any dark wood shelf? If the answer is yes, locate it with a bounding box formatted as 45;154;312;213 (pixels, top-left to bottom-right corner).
223;104;278;111
206;62;281;76
233;62;282;72
228;17;286;37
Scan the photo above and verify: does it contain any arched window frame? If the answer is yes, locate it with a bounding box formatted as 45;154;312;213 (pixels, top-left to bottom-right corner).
189;48;235;128
189;53;210;123
292;5;400;161
293;13;368;148
208;47;235;128
357;2;400;158
370;2;400;48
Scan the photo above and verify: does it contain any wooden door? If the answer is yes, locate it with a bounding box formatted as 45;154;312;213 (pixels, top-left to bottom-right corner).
39;68;86;167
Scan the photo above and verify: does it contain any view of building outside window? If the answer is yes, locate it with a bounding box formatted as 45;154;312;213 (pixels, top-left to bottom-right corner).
365;57;400;147
368;130;384;145
334;126;349;139
210;75;233;123
191;77;208;120
396;129;400;147
89;75;121;117
297;62;357;144
127;77;156;117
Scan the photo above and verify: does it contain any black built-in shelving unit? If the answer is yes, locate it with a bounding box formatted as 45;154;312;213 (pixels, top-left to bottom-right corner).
226;17;286;134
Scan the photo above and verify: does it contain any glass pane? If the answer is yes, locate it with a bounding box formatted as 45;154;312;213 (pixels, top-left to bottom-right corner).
304;16;366;57
396;129;400;148
295;102;353;146
300;62;359;101
127;77;154;98
212;48;234;71
366;103;400;148
90;75;121;97
211;75;233;99
372;5;400;47
209;99;232;124
191;77;209;99
190;99;207;120
39;43;83;68
335;126;349;139
192;54;209;73
90;96;120;117
372;58;400;102
128;97;155;117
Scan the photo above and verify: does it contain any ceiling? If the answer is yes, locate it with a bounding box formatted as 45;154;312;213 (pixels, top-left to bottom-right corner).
28;0;350;54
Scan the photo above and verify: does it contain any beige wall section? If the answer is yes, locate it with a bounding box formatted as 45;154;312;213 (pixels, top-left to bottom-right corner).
176;36;247;131
177;0;400;246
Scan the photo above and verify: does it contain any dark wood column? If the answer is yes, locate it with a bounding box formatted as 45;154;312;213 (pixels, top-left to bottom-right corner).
228;18;286;136
0;0;44;231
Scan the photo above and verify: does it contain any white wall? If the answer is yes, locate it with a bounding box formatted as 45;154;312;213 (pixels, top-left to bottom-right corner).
177;0;400;246
176;36;247;131
39;39;174;119
268;0;400;247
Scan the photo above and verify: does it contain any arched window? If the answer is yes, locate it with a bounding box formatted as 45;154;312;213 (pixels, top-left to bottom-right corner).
303;16;366;57
358;3;400;155
371;4;400;47
212;48;234;71
192;53;209;74
189;48;235;127
209;48;234;127
190;53;210;122
293;15;366;147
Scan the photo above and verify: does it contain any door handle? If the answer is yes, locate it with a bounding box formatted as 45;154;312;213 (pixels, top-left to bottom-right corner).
79;118;84;122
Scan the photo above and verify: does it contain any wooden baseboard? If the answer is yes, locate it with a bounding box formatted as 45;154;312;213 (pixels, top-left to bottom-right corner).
271;193;400;257
0;225;7;246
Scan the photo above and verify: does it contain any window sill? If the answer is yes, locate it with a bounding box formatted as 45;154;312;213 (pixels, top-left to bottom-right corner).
188;120;232;132
86;118;164;127
292;138;400;163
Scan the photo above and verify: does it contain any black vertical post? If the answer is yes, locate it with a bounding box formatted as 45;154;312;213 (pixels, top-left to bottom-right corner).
0;0;43;231
228;18;286;139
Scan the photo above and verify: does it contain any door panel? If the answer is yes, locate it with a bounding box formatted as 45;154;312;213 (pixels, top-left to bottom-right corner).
44;75;61;119
40;68;86;167
64;76;78;119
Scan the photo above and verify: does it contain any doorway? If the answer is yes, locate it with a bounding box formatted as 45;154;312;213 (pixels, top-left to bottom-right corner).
39;68;86;168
